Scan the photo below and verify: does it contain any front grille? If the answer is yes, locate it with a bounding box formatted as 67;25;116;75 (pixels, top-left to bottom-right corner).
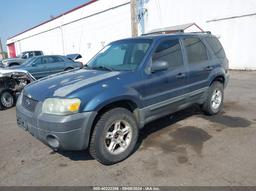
22;95;38;112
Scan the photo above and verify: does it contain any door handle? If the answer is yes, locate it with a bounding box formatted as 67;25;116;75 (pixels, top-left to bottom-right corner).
176;73;186;79
204;66;213;71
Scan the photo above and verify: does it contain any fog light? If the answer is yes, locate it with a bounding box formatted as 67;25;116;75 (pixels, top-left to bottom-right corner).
46;135;60;149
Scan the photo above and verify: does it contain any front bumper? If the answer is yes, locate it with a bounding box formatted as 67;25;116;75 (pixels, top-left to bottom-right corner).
16;97;97;150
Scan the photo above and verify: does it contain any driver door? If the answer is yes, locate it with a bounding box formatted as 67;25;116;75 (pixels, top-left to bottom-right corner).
28;57;49;79
140;38;188;119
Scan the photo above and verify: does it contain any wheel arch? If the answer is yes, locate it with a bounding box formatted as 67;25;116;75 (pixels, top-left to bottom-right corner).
93;99;139;126
64;67;74;71
8;62;20;67
210;75;225;86
87;99;140;147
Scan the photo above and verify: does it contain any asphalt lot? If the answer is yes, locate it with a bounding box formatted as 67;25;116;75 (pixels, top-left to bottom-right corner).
0;70;256;186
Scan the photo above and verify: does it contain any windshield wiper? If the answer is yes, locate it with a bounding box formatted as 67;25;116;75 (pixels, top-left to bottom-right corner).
91;65;114;71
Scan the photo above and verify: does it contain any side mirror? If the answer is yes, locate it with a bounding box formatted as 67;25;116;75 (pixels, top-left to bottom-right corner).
151;60;169;73
31;62;37;67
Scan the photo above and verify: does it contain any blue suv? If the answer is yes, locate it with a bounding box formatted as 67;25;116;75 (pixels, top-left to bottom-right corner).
16;32;229;164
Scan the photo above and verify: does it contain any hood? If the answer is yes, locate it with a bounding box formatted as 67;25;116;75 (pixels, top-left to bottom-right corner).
8;64;24;69
0;68;35;80
24;69;120;101
2;58;23;62
0;68;29;77
2;58;24;67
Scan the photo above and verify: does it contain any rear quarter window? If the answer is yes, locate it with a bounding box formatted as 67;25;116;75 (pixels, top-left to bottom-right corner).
205;36;226;59
54;56;65;62
35;51;43;56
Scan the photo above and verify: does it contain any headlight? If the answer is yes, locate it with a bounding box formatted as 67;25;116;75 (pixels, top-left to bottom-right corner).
42;98;81;115
17;91;23;106
2;60;8;67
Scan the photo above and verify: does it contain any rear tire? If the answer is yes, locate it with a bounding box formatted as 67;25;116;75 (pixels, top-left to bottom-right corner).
202;81;224;115
89;108;138;165
0;90;15;110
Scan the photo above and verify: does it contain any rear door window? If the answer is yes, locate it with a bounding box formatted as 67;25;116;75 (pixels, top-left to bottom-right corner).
183;37;208;64
46;56;58;63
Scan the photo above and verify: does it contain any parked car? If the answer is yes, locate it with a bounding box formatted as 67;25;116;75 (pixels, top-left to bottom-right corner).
16;32;229;165
1;51;43;67
0;69;35;109
10;55;83;79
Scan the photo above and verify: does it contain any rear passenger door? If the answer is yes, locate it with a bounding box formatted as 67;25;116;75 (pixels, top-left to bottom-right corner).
182;37;212;95
46;56;66;75
141;38;188;118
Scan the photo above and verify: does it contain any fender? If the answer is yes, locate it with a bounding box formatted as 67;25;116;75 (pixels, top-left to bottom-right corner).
207;66;226;86
82;86;142;112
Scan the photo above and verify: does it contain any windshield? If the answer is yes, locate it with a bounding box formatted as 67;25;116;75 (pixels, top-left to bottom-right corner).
21;57;38;66
87;40;152;71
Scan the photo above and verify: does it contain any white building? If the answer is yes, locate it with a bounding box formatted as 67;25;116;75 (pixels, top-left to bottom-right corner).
7;0;256;69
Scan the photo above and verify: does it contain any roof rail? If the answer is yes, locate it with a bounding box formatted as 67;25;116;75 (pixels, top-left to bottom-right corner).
190;31;212;34
142;23;208;36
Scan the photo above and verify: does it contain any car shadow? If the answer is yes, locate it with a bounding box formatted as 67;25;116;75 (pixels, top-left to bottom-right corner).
58;105;202;161
52;102;252;162
55;149;94;161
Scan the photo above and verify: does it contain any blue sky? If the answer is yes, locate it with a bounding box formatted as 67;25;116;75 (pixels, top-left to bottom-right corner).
0;0;90;51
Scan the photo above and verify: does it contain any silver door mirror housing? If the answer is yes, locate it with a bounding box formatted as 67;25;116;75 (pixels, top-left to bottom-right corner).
151;60;169;73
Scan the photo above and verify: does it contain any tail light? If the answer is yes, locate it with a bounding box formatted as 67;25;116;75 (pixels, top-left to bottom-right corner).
78;62;83;69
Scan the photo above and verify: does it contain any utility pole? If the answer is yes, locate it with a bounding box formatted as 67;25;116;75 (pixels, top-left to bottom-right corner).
0;38;3;53
130;0;138;37
0;38;4;59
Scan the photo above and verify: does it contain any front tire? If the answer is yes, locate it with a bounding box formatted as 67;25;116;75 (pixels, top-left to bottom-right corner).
202;81;224;115
0;90;15;110
9;63;20;67
64;67;73;71
89;108;138;165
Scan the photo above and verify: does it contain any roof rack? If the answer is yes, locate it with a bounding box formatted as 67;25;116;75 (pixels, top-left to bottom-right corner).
190;31;211;34
142;23;210;36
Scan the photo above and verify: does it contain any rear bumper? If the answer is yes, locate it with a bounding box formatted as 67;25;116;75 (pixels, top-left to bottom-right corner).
224;73;230;88
16;98;97;150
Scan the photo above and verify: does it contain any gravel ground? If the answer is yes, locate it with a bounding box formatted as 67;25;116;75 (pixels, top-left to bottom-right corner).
0;70;255;186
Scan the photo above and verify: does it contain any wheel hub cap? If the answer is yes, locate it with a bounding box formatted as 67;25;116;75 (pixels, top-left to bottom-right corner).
105;120;132;155
211;89;222;110
1;92;14;108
